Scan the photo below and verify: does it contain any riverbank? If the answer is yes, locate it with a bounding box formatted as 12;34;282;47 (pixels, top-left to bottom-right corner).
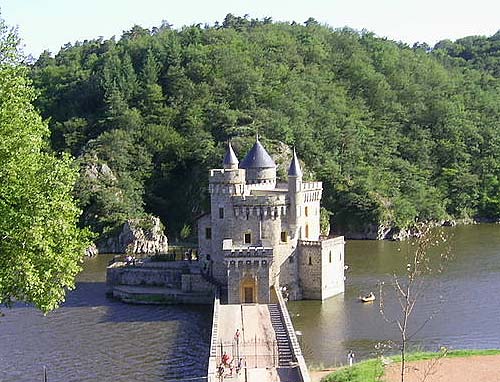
341;218;499;241
315;349;500;382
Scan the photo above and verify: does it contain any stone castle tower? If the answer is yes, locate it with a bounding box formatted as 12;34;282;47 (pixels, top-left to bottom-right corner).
197;139;345;303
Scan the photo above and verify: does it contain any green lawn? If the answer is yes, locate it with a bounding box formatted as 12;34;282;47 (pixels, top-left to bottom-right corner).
320;349;500;382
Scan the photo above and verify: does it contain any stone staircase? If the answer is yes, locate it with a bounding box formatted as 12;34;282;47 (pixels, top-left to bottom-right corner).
268;304;294;367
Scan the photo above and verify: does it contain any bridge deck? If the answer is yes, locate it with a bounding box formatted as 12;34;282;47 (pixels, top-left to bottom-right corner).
217;304;280;381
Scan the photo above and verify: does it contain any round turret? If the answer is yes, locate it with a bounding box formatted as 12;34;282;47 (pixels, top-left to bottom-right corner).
223;141;239;170
240;138;276;186
288;148;303;178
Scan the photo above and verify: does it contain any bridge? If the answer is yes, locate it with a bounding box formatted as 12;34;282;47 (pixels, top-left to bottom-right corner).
207;289;310;382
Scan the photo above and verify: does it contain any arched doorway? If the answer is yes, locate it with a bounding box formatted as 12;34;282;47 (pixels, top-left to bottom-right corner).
240;276;257;304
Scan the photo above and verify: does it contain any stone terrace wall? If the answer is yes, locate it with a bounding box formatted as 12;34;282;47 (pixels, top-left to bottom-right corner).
107;262;185;289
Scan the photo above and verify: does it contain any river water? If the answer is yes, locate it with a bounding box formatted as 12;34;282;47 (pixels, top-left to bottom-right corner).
1;225;500;380
0;255;212;382
288;224;500;367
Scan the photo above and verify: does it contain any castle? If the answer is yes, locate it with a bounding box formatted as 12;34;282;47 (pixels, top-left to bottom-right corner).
197;138;345;304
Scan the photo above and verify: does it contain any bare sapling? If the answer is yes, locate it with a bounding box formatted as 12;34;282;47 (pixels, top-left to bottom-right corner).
379;223;451;382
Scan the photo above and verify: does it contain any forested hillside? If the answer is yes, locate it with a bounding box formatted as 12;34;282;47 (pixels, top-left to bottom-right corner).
30;15;500;240
434;32;500;77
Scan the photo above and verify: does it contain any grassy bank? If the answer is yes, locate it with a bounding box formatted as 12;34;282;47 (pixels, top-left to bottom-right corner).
320;349;500;382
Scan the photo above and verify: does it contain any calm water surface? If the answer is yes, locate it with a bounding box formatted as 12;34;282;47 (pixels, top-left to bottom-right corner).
2;225;500;379
288;224;500;366
0;255;212;382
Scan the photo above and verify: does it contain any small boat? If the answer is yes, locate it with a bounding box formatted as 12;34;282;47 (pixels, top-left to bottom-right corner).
360;292;375;303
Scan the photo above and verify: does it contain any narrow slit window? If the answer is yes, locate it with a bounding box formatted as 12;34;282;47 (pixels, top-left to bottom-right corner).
244;233;251;244
219;207;224;219
281;231;287;243
205;227;212;240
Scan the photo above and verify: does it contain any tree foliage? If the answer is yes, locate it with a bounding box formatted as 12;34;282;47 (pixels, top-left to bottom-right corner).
29;17;500;238
0;17;90;313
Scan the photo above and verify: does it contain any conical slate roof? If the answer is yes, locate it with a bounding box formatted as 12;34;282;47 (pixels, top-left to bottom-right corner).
223;141;239;167
288;148;303;177
240;138;276;169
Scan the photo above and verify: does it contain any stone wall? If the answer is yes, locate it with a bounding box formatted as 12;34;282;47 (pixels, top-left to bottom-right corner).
298;241;323;300
226;255;272;304
181;273;217;293
106;262;186;289
320;236;345;299
298;237;345;300
197;214;211;258
107;261;217;303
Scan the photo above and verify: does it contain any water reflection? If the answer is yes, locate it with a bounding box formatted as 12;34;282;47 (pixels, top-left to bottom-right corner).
0;255;212;382
290;224;500;367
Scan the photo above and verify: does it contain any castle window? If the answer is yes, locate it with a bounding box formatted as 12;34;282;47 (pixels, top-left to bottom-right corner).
281;231;287;243
305;206;309;217
205;227;212;240
244;233;251;244
329;251;332;263
308;256;312;266
305;224;309;239
219;207;224;219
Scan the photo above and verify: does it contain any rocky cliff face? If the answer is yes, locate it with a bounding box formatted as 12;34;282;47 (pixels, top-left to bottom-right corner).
97;216;168;254
339;223;416;241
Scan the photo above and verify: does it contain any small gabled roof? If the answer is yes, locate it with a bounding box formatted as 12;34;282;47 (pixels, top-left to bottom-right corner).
240;138;276;169
288;148;303;177
223;141;239;167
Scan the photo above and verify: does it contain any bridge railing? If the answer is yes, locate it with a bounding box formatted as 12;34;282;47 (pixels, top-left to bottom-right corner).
207;289;220;382
276;289;311;382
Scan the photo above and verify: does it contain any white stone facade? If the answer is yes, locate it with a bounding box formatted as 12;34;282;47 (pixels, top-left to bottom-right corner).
197;140;345;303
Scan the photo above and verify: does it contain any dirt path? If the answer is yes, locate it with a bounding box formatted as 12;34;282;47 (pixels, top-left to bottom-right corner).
384;354;500;382
310;369;337;382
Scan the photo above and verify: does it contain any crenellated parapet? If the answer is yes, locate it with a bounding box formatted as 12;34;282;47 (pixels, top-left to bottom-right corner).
209;183;245;196
302;181;322;191
224;246;273;258
299;236;345;248
234;193;287;206
209;168;245;185
233;204;288;220
298;239;322;247
301;182;322;203
224;246;273;269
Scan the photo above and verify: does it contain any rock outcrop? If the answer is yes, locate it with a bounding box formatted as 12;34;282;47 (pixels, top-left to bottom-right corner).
97;216;168;254
339;223;417;241
85;243;99;257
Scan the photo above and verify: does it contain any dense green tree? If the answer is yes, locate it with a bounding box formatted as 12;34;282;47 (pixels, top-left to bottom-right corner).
29;16;500;239
0;18;89;313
